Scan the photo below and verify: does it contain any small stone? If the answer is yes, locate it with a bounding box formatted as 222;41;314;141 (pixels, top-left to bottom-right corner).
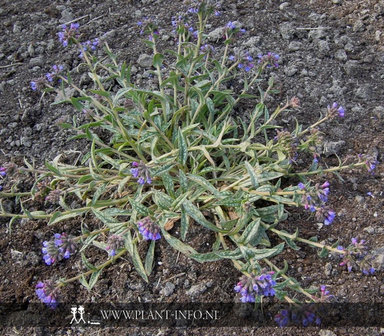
186;281;213;297
160;282;175;297
319;330;337;336
279;2;290;10
363;226;375;234
331;0;342;3
380;285;384;296
335;49;347;61
207;26;226;41
137;54;153;68
324;262;332;276
317;40;330;56
322;140;345;157
285;65;298;76
344;60;359;75
288;41;302;51
355;195;364;203
279;22;294;40
29;56;44;67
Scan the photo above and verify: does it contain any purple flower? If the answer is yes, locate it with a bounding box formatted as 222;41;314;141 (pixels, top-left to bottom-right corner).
130;161;152;185
106;234;124;257
238;53;254;72
79;38;99;58
35;281;58;309
324;210;335;225
327;102;345;119
137;217;161;240
234;271;276;302
58;23;80;47
41;233;77;265
298;182;305;190
258;52;280;68
227;21;236;30
0;166;6;177
275;309;290;327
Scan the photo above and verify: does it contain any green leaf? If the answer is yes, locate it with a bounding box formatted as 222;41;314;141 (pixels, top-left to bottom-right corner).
239;219;262;245
245;161;259;188
180;207;189;241
153;191;173;210
45;162;62;176
278;231;300;251
129;198;150;217
81;252;97;271
129;242;148;282
187;174;224;198
89;269;103;290
178;169;188;193
152;163;175;177
145;240;156;276
48;210;84;225
239;243;285;261
190;252;221;262
79;275;90;290
178;128;188;165
92;208;118;226
160;172;175;199
182;200;226;233
161;228;197;256
153;53;164;67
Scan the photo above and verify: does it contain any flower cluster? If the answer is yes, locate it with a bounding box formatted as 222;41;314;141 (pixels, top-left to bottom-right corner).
137;217;161;240
46;65;64;83
42;233;77;265
275;306;321;327
238;54;254;72
79;38;99;58
234;271;276;302
35;280;59;309
45;189;62;203
298;181;335;226
257;52;280;68
30;77;47;91
0;166;6;191
130;161;152;185
58;23;80;47
327;102;345;119
338;238;375;274
106;234;125;257
274;129;298;163
138;18;160;41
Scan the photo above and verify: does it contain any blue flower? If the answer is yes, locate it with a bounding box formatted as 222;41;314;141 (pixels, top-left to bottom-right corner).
35;281;58;309
324;210;335;225
258;52;280;68
137;217;161;240
130;161;152;185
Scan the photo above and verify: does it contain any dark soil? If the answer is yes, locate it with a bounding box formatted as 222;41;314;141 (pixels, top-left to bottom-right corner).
1;0;384;335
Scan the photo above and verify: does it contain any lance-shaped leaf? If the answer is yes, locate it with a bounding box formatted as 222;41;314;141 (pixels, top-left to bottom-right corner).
182;200;227;233
145;240;156;276
187;174;224;198
129;242;148;282
178;128;188;165
160;227;197;256
153;190;173;210
245;161;259;188
238;218;262;245
239;243;285;261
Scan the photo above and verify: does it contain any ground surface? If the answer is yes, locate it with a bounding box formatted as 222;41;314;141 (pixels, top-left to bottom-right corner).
1;0;384;335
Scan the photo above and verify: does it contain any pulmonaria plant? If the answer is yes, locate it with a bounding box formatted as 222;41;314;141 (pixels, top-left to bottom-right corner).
0;0;378;312
234;271;276;303
338;238;376;274
42;233;77;265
